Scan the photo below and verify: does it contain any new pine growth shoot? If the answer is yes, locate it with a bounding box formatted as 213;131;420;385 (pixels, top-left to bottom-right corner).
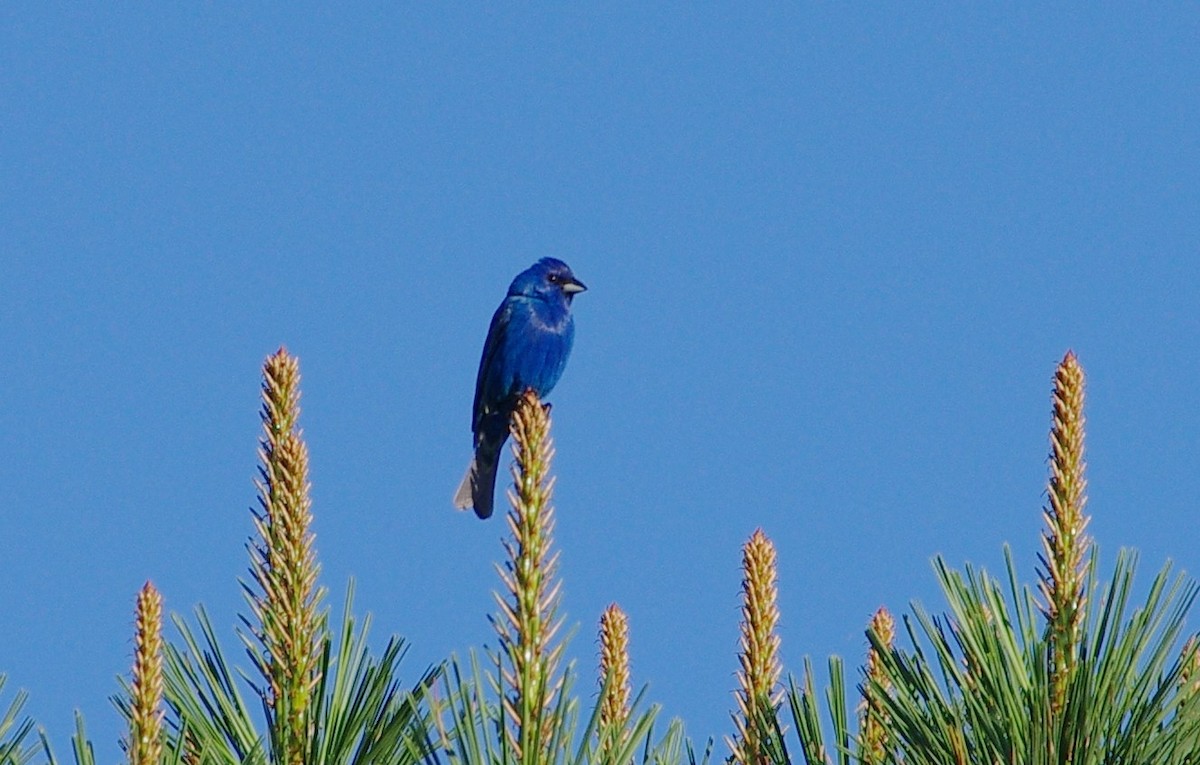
598;603;632;759
1037;351;1091;717
730;529;783;765
248;348;324;765
129;581;164;765
493;390;567;762
859;607;895;765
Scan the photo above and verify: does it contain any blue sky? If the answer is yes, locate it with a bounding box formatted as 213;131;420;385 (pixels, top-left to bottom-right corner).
2;4;1198;759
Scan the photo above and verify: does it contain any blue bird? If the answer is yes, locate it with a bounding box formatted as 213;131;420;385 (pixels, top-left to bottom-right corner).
454;258;587;519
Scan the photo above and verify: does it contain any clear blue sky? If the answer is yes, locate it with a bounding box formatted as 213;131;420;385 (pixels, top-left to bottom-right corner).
2;4;1198;760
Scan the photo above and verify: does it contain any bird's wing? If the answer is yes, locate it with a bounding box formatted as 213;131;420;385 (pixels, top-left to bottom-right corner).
472;299;513;434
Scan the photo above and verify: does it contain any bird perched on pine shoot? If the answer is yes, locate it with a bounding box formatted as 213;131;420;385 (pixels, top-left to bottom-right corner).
454;258;586;519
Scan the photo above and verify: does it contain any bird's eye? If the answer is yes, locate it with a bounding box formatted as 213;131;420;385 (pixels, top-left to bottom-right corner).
547;273;561;283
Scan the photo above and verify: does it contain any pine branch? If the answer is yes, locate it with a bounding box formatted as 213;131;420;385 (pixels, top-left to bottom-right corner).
1037;350;1091;722
128;582;165;765
730;529;783;765
492;390;566;763
247;348;324;765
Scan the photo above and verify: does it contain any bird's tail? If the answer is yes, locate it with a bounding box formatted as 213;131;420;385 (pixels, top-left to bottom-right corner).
453;437;502;519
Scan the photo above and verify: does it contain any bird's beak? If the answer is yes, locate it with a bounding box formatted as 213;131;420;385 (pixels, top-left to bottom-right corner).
562;278;587;294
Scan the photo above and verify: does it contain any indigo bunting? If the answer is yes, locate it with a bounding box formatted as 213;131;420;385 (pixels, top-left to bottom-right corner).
454;258;587;519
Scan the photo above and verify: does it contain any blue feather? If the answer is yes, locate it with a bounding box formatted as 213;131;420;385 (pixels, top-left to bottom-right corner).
454;258;586;518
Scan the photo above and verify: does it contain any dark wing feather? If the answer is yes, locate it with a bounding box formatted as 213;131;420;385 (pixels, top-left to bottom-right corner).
472;299;513;436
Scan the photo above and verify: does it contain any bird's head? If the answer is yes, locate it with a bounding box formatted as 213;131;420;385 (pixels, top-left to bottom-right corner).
509;257;587;304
